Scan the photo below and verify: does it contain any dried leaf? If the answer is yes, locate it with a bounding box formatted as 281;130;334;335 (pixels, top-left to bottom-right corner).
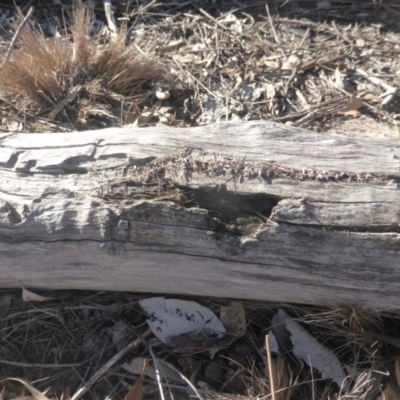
124;359;147;400
356;38;365;47
281;60;295;71
288;54;301;66
267;330;279;354
270;312;294;353
21;285;54;303
7;121;23;132
172;52;195;63
265;83;276;100
137;111;157;127
337;95;364;116
160;39;184;53
338;109;362;117
335;67;345;90
0;378;50;400
272;309;348;391
139;297;226;348
222;13;243;34
361;93;382;103
264;60;280;70
295;89;309;108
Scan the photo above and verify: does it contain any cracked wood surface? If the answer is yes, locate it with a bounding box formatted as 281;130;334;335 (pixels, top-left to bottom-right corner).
0;121;399;310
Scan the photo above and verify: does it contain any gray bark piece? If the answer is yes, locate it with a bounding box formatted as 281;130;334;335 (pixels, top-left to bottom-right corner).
0;121;399;310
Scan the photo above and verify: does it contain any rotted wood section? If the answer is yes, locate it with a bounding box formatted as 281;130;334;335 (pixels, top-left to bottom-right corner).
0;121;399;310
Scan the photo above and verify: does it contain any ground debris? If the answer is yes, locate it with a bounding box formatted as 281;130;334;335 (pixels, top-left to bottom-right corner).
0;0;398;138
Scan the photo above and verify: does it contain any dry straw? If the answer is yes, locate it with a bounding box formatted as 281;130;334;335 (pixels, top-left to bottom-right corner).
0;1;166;130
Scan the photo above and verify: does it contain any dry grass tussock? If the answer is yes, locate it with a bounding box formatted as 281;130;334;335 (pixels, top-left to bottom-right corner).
0;1;166;130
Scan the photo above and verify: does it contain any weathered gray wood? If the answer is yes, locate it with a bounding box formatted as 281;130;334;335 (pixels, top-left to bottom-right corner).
0;121;399;310
1;120;400;173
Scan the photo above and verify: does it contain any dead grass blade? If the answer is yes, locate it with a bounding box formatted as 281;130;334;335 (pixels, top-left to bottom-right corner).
0;6;34;68
0;378;50;400
0;0;167;130
265;335;276;400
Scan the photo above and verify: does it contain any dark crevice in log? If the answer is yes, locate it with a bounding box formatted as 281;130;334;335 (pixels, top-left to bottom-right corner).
186;185;278;221
183;185;278;237
0;150;23;168
111;183;279;239
40;166;88;174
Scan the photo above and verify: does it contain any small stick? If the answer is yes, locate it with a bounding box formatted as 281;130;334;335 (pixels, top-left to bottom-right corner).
284;66;297;96
356;68;398;106
48;84;82;121
71;328;152;400
0;359;80;368
103;0;117;40
265;5;281;45
265;335;276;400
0;6;34;69
198;8;233;35
298;27;310;50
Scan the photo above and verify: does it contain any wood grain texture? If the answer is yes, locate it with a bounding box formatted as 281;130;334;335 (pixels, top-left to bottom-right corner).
0;121;399;310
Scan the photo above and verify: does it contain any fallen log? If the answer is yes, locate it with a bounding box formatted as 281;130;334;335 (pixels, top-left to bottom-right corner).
0;121;399;310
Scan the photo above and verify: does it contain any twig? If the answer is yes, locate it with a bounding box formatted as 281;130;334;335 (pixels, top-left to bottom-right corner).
0;6;34;70
70;328;152;400
48;85;82;121
298;27;310;50
265;4;281;45
172;59;219;100
274;96;346;123
130;0;156;18
284;66;297;96
265;335;276;400
0;359;80;368
198;8;236;37
103;0;117;40
356;68;398;106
